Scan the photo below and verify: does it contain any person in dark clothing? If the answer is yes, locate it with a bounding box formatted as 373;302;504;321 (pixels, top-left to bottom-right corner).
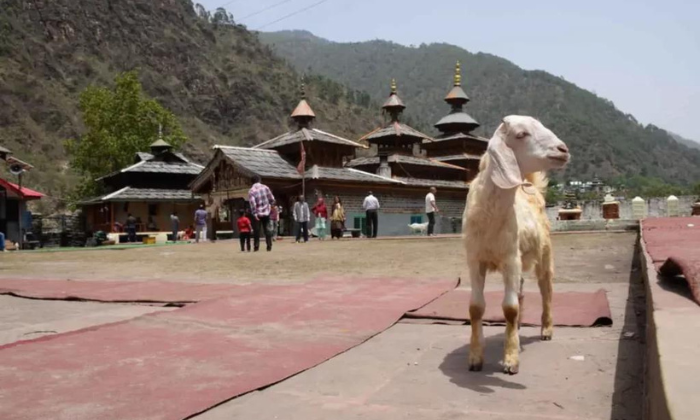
170;211;180;242
362;191;380;238
237;210;253;252
126;213;137;242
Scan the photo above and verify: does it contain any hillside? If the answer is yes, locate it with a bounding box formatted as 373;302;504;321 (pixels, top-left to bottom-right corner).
0;1;380;206
669;133;700;151
260;30;700;186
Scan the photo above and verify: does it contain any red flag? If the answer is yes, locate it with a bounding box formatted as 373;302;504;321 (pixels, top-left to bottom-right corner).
297;141;306;175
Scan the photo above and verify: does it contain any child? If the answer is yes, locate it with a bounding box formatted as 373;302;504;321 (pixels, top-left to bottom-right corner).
237;210;253;252
183;225;195;241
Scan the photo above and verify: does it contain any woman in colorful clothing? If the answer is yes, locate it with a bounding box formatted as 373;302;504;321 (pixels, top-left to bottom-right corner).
330;196;346;240
269;202;280;241
311;196;328;240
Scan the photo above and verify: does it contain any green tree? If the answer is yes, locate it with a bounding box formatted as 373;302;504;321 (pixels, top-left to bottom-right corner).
65;71;187;199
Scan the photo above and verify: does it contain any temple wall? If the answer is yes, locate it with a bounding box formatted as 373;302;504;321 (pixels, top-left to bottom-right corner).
545;195;698;222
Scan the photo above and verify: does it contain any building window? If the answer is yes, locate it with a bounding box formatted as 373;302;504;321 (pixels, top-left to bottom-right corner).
410;215;423;224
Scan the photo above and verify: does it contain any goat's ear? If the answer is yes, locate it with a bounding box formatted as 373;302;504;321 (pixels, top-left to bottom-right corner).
488;125;522;189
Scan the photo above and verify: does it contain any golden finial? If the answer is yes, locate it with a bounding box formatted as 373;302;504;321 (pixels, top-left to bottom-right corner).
300;76;306;99
454;61;462;86
391;78;397;94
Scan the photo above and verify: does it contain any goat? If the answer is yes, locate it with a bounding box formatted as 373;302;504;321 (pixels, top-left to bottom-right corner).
408;222;429;235
463;115;570;375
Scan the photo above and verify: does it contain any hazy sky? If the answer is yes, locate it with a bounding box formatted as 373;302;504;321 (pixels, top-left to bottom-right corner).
201;0;700;141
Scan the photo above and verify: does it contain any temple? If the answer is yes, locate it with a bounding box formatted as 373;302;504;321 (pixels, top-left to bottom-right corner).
192;71;482;237
80;137;203;241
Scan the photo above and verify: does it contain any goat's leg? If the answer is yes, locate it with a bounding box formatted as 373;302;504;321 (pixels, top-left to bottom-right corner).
502;261;521;375
468;262;487;371
517;276;524;330
536;247;554;341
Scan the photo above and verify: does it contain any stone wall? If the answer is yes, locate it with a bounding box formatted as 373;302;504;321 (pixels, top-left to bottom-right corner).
304;187;467;237
32;213;87;247
546;195;698;222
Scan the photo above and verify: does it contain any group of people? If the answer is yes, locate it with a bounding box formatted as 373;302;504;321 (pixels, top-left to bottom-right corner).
180;176;441;251
290;195;346;242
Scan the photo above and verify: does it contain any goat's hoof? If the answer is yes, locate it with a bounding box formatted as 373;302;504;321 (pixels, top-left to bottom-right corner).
503;363;519;375
468;362;483;372
541;328;553;341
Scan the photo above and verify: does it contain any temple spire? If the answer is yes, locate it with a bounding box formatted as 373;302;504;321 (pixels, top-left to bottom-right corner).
291;77;315;129
382;78;406;122
454;61;461;86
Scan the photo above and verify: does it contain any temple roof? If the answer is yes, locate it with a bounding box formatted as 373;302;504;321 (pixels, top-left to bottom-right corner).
346;154;466;171
435;61;480;135
382;79;406;116
97;150;203;181
433;153;482;163
254;127;364;150
362;122;433;143
81;187;200;204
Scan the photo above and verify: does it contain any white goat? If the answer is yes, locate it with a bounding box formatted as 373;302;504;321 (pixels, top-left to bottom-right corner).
408;222;429;235
463;115;570;375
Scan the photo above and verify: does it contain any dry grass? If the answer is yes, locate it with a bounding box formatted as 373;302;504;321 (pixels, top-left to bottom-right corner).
0;232;637;286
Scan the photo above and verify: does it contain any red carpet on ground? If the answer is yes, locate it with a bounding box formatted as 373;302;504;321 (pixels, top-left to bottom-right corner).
0;278;242;304
642;217;700;306
0;277;455;420
405;289;612;327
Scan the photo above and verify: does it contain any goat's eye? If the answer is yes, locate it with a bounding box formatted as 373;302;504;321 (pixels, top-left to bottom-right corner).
515;132;528;139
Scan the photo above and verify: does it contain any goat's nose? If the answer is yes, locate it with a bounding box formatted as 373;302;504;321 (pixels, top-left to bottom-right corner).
557;144;569;154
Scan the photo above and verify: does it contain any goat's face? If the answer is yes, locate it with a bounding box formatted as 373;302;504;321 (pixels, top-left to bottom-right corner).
487;115;570;189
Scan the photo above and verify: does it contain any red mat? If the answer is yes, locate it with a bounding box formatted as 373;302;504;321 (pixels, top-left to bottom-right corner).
405;289;612;327
0;279;242;304
642;217;700;306
0;277;455;420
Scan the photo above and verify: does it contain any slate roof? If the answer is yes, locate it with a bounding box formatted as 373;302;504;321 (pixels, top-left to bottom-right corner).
393;177;469;189
346;154;466;171
136;152;154;162
0;145;11;154
428;132;489;144
218;146;302;179
364;122;433;142
83;187;200;203
433;153;482;162
120;160;203;175
307;165;401;184
254;128;363;150
434;112;480;129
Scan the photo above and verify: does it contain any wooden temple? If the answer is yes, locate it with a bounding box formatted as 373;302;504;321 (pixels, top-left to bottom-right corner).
192;74;481;237
421;61;488;181
80;139;203;240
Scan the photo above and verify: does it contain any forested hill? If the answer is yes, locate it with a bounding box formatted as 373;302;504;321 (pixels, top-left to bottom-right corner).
0;0;380;203
261;30;700;186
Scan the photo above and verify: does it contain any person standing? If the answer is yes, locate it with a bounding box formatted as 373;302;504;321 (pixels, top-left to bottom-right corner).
363;191;380;238
194;204;207;243
425;187;439;236
236;210;253;252
269;202;280;242
126;213;137;243
248;175;275;252
170;211;180;242
311;196;328;240
330;196;346;240
293;195;310;243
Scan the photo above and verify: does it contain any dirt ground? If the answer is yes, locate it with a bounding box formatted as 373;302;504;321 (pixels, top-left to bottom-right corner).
0;232;637;285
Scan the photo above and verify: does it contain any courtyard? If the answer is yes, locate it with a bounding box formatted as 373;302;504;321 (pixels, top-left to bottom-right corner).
0;232;645;419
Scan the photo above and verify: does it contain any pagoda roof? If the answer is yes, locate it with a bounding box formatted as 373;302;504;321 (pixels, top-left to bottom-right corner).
445;85;470;103
346;154;465;171
393;176;469;190
426;132;488;144
254;127;364;150
433;153;482;163
150;139;171;148
290;99;316;118
434;112;479;129
97;150;203;181
363;122;433;143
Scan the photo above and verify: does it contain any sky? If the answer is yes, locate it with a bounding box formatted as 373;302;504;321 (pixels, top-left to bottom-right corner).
201;0;700;141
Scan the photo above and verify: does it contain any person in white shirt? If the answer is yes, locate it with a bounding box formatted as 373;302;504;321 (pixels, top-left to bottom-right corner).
362;191;380;238
425;187;439;236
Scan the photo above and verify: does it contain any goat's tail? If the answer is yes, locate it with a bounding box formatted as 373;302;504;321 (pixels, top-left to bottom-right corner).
525;171;549;194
